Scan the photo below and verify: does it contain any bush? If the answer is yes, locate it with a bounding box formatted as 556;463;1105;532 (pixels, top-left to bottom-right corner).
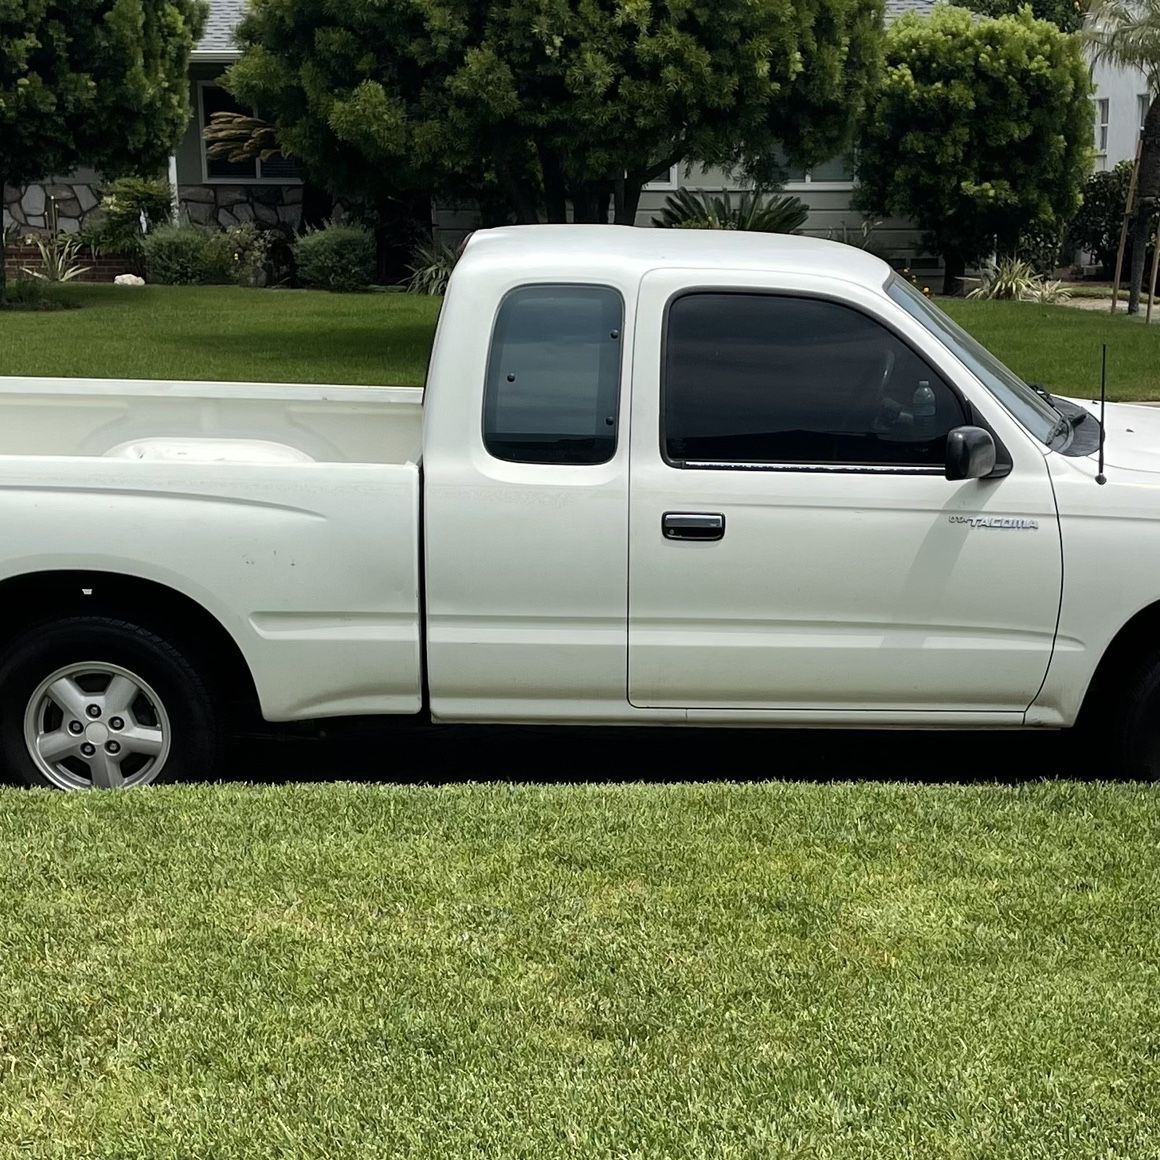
965;256;1071;302
143;225;233;286
1068;162;1141;277
406;238;457;295
653;188;808;233
293;223;375;291
0;276;73;311
225;222;296;287
86;176;174;262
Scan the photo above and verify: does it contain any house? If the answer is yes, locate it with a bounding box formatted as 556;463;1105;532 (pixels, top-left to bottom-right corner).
2;0;303;239
1090;56;1152;173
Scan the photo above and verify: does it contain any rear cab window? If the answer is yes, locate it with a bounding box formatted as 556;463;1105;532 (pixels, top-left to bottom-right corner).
483;285;624;465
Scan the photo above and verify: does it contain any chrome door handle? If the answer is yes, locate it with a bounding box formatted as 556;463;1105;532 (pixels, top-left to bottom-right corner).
662;512;726;541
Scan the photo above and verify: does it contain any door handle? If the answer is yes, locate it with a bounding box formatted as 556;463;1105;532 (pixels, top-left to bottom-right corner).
662;512;726;541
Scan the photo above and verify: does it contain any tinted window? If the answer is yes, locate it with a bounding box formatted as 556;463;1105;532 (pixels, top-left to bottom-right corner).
483;285;624;465
664;293;966;468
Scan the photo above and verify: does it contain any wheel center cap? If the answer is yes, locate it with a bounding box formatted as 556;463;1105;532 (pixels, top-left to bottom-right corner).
85;722;109;745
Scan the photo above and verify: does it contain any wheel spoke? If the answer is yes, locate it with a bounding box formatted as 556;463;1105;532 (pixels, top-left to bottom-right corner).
120;725;164;757
86;748;123;790
36;730;81;763
46;677;88;720
103;675;139;716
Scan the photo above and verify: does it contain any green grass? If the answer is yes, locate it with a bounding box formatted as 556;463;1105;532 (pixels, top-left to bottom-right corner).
0;284;441;387
940;298;1160;401
1;780;1158;1159
2;284;1159;401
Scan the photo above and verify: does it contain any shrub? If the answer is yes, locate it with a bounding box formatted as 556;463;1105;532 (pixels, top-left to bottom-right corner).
143;225;232;285
87;176;174;261
406;238;457;295
0;276;73;311
653;188;808;233
1068;162;1144;277
225;222;296;287
293;223;375;291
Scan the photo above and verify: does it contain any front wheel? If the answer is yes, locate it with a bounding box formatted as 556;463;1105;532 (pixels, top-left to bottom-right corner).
0;617;223;789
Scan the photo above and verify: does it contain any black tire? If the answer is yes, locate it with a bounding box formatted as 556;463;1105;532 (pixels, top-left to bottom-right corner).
1108;652;1160;780
0;616;223;789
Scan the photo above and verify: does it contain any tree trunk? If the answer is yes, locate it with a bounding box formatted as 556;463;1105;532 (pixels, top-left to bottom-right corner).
942;250;965;296
0;173;6;304
1127;96;1160;313
614;178;644;226
537;145;568;224
1127;204;1151;314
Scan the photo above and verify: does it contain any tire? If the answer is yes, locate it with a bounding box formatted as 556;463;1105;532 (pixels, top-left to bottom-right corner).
1108;652;1160;780
0;617;223;789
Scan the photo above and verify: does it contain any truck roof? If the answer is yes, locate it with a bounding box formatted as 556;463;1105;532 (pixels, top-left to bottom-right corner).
459;224;894;290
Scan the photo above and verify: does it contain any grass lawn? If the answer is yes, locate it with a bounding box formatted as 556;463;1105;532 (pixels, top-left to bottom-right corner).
2;284;1160;399
940;298;1160;402
1;780;1157;1159
0;284;442;387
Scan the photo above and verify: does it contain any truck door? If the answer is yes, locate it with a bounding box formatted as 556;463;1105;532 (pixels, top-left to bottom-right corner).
627;271;1062;718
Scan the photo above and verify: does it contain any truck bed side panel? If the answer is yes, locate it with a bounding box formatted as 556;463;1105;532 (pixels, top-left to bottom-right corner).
0;458;422;720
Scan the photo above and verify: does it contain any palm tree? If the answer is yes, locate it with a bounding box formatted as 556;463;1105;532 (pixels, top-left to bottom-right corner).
1086;0;1160;313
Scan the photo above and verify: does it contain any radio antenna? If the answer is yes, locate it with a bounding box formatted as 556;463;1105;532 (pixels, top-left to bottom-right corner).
1096;343;1107;486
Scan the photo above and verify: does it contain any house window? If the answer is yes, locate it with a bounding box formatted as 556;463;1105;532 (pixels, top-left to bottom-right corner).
643;166;679;191
198;83;303;183
771;146;854;188
1096;98;1110;154
1140;93;1152;135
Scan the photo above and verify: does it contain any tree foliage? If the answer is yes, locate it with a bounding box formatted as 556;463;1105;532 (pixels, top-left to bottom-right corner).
1085;0;1160;312
855;5;1091;293
962;0;1083;34
224;0;884;226
0;0;206;297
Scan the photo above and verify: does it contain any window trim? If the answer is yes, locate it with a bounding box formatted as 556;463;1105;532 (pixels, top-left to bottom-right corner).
643;166;680;191
480;281;627;467
658;288;976;475
197;81;303;186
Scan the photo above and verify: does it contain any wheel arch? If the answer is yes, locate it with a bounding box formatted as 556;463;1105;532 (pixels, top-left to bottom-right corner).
0;570;261;720
1077;597;1160;728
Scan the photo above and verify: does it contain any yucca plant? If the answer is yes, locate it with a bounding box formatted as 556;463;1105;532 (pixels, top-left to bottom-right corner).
21;234;91;283
406;238;458;295
653;188;809;233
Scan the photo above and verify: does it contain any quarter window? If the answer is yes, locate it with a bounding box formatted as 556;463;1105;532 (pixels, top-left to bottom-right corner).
663;293;966;468
483;285;624;465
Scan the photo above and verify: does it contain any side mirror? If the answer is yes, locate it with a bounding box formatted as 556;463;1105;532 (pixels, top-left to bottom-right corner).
945;426;997;481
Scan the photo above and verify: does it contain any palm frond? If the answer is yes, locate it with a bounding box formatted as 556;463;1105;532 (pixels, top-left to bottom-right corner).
1085;0;1160;90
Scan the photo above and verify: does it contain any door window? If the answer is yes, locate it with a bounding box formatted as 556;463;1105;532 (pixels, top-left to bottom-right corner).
663;293;966;468
483;285;624;465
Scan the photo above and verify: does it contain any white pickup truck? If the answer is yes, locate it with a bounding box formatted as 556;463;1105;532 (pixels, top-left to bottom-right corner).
1;225;1157;789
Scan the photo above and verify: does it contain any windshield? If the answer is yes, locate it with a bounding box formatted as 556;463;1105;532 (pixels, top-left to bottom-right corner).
886;276;1068;450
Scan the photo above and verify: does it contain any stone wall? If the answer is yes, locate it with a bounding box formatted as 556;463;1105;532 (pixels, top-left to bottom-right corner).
178;184;302;230
3;182;101;234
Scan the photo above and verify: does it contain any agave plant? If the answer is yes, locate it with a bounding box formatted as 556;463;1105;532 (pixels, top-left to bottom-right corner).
966;257;1072;303
653;188;809;233
406;238;458;295
21;234;92;283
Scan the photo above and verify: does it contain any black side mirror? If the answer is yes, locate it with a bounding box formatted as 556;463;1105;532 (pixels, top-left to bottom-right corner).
945;425;997;481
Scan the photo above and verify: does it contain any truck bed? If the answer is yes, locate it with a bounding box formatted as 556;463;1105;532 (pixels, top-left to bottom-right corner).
0;376;423;463
0;377;425;721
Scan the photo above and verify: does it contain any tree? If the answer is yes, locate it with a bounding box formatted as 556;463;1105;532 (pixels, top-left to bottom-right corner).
963;0;1084;33
0;0;206;300
855;5;1091;294
223;0;884;229
1086;0;1160;313
1068;160;1139;276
